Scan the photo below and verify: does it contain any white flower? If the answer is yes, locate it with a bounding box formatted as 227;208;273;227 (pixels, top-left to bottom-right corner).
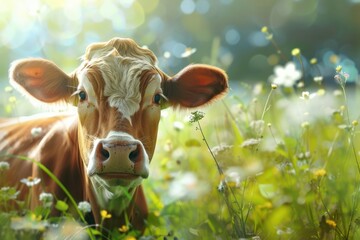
168;172;208;200
0;161;10;171
270;62;302;87
20;177;41;187
78;201;91;214
313;76;323;83
173;121;184;131
39;192;53;208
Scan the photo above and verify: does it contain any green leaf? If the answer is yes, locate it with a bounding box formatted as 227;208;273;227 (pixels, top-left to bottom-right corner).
55;200;69;212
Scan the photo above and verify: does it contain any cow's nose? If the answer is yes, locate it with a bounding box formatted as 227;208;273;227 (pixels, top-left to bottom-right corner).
93;139;149;178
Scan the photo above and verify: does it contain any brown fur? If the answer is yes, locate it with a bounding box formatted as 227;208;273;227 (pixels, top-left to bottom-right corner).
0;37;228;233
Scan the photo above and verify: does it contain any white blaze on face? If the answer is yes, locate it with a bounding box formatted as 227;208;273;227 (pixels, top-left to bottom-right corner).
97;52;154;123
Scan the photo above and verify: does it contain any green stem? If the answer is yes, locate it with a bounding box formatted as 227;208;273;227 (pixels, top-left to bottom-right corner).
3;154;95;240
340;86;360;175
196;121;223;175
261;88;274;121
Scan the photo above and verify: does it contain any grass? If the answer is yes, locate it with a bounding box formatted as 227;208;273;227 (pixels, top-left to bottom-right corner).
1;28;360;239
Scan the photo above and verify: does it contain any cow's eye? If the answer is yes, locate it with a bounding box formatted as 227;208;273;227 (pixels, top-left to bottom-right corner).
153;93;162;105
78;91;87;101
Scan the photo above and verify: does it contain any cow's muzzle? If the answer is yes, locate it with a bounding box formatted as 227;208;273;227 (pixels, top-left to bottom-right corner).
87;132;149;179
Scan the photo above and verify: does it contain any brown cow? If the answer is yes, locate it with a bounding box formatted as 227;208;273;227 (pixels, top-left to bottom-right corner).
0;38;228;232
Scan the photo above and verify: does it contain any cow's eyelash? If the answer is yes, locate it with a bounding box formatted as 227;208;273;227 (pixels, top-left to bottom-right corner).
158;93;168;101
71;90;81;97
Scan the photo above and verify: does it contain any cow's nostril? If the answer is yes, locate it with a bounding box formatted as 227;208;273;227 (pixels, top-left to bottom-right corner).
129;148;139;163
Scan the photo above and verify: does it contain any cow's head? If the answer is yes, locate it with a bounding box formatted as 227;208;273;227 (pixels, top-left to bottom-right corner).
9;38;228;213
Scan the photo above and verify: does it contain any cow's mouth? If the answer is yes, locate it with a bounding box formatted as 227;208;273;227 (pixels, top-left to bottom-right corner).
97;172;141;180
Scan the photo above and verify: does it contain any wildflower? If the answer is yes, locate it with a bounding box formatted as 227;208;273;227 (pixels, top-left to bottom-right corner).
30;213;42;221
300;91;310;100
181;47;196;58
336;65;342;73
4;86;13;93
299;91;317;101
261;26;273;40
261;26;269;33
100;210;112;219
269;62;302;88
352;120;358;127
31;127;42;137
1;187;19;200
173;121;184;131
241;138;261;148
118;225;129;233
39;192;53;208
271;83;278;89
291;48;301;57
20;176;41;187
189;111;205;123
326;219;337;228
301;121;310;129
334;68;349;85
78;201;92;214
217;180;226;192
310;58;318;64
313;76;323;84
0;161;10;171
314;169;326;178
169;172;208;199
9;96;16;103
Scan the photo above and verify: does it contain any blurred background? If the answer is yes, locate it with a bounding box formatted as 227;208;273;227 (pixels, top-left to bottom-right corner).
1;0;360;86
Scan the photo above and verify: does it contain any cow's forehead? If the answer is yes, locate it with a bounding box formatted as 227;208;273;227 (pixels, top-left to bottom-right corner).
77;46;160;121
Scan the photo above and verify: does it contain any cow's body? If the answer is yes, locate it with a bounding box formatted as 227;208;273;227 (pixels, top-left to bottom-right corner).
0;38;228;233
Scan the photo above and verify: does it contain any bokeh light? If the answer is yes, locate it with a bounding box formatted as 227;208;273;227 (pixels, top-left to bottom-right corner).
0;0;359;84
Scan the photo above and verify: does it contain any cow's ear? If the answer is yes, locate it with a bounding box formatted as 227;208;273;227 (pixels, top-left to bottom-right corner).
9;58;75;104
162;64;228;108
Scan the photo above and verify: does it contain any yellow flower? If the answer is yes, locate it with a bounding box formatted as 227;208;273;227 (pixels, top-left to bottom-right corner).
30;213;42;221
336;65;342;73
314;169;326;178
310;58;318;64
119;225;129;233
261;26;268;33
100;210;112;219
326;219;337;228
271;83;278;89
291;48;301;57
352;120;358;127
261;26;273;40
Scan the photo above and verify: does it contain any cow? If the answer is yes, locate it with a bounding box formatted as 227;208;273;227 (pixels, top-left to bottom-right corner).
0;38;228;233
